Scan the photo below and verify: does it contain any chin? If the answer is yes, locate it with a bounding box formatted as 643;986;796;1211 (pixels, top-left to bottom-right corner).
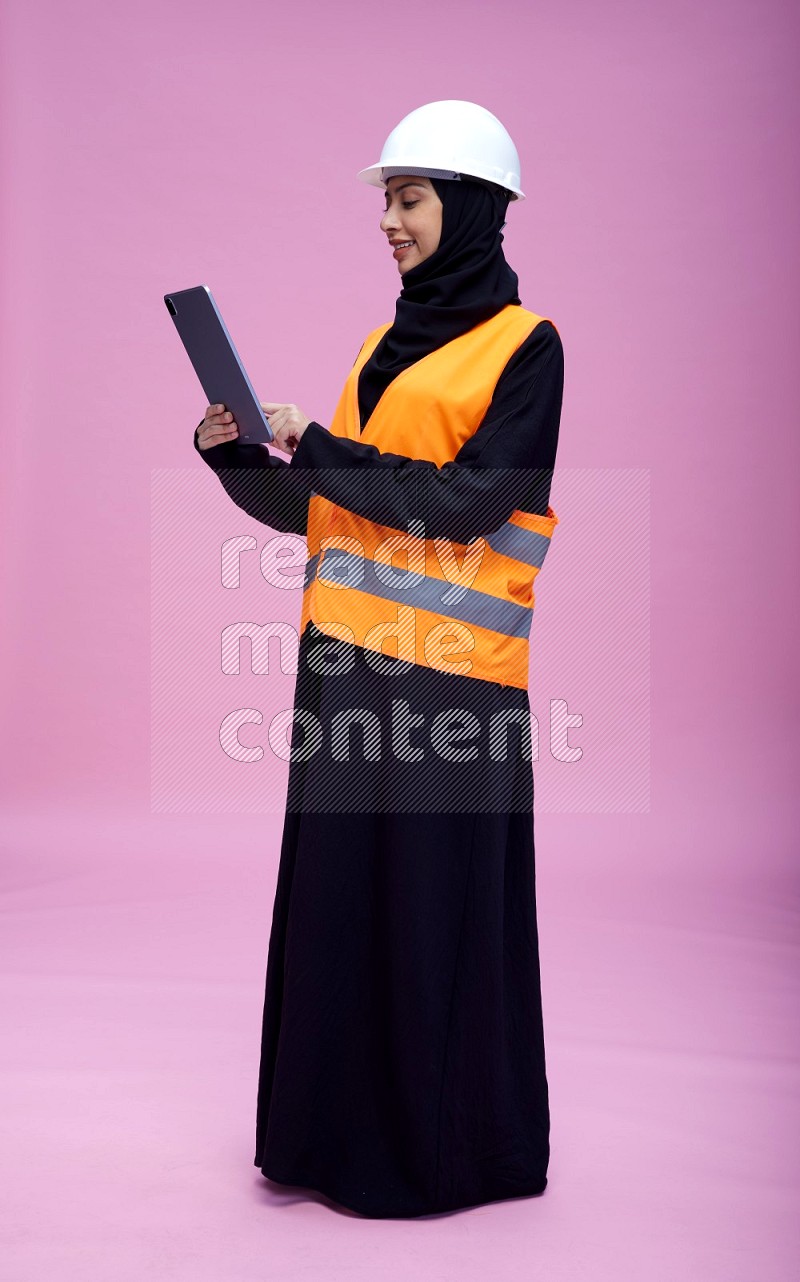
399;255;421;274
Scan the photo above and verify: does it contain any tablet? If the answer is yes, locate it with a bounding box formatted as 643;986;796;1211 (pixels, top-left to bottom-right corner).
164;284;273;444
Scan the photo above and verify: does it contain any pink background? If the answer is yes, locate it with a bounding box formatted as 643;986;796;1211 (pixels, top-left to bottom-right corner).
1;0;798;1277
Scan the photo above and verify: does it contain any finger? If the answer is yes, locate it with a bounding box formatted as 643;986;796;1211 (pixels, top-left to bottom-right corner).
199;434;237;451
206;411;236;428
199;425;238;449
260;402;289;414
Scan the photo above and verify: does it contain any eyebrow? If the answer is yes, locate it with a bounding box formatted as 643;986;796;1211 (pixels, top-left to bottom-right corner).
384;182;426;201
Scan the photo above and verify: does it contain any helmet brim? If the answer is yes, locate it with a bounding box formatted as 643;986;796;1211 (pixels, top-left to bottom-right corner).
356;162;525;201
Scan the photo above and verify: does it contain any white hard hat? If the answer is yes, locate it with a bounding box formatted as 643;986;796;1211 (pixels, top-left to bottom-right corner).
357;100;525;201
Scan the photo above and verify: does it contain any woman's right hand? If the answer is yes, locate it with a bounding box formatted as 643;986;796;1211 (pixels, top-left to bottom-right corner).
196;403;239;450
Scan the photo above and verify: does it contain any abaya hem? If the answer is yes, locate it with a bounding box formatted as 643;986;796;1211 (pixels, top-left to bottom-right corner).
255;1162;548;1220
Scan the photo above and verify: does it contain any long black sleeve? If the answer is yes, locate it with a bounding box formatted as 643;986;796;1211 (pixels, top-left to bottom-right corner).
287;319;563;543
193;424;312;535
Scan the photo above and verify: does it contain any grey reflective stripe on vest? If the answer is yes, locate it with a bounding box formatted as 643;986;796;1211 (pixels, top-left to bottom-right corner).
484;520;553;568
303;550;322;592
309;548;534;640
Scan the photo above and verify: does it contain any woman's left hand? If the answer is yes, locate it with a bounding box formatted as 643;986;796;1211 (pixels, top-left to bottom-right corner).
260;402;311;455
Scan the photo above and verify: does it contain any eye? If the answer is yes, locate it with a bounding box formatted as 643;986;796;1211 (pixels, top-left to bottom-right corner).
402;200;419;209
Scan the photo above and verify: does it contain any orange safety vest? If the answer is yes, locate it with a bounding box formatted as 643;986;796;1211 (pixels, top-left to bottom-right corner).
300;303;559;690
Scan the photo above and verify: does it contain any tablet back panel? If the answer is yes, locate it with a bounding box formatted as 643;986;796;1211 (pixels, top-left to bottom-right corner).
165;285;272;444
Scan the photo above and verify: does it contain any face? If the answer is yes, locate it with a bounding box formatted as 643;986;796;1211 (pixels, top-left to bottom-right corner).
380;175;443;275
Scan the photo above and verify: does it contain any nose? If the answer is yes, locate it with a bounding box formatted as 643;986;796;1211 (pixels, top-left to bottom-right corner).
380;205;399;234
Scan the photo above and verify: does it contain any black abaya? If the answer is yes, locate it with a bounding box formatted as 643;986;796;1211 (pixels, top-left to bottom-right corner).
193;317;563;1216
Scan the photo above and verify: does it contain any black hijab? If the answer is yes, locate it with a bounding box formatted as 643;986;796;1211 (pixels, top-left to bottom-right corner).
357;175;521;430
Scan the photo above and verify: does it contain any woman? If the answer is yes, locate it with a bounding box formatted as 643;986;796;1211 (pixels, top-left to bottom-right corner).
194;100;564;1218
